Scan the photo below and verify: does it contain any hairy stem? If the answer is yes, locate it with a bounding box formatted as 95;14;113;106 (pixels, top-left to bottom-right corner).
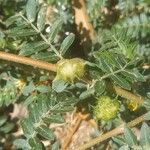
105;80;144;104
113;85;144;103
76;113;145;150
0;51;56;72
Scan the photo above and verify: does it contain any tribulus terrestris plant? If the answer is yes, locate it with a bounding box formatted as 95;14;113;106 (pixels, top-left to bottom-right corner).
0;0;150;149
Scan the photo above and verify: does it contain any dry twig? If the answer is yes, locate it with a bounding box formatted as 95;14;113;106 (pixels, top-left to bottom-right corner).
62;112;89;150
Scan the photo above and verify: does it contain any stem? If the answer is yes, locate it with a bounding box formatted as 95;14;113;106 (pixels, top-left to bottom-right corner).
0;51;144;104
0;51;56;72
113;85;144;104
19;13;63;59
105;80;144;104
76;113;145;150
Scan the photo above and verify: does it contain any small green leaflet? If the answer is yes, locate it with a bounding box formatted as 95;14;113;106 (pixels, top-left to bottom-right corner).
28;137;43;150
24;95;37;106
140;123;150;148
112;136;126;146
29;104;40;123
35;125;54;140
22;82;35;96
36;85;50;93
110;74;131;90
0;122;15;133
52;141;60;150
31;51;59;62
119;145;130;150
13;139;29;150
37;7;46;31
6;29;37;37
99;56;113;73
144;111;150;120
132;68;145;82
79;88;95;100
48;19;63;43
124;127;138;147
94;80;105;96
60;33;75;56
43;114;64;124
19;41;49;56
0;115;8;127
52;80;69;93
121;69;145;83
21;119;34;138
26;0;37;22
5;15;20;27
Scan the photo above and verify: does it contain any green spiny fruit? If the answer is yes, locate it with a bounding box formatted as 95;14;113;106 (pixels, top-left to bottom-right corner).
94;96;120;121
54;58;86;83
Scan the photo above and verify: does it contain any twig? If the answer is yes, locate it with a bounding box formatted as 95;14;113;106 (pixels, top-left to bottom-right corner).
62;116;82;150
0;51;56;72
76;113;145;150
62;113;89;150
105;80;144;104
113;85;144;104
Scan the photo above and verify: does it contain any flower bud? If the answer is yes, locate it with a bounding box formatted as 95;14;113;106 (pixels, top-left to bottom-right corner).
126;99;138;111
14;79;26;90
94;96;120;121
54;58;86;83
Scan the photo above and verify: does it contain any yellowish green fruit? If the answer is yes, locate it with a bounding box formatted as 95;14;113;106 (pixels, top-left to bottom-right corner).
94;96;120;121
54;58;86;83
126;99;139;111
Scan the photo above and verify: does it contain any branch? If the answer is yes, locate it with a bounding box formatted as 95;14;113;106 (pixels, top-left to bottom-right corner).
113;85;144;104
0;51;144;104
0;51;56;72
105;81;144;104
76;113;145;150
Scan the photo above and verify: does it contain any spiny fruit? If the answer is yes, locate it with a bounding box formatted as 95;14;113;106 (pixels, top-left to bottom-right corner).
54;58;86;83
94;96;120;121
